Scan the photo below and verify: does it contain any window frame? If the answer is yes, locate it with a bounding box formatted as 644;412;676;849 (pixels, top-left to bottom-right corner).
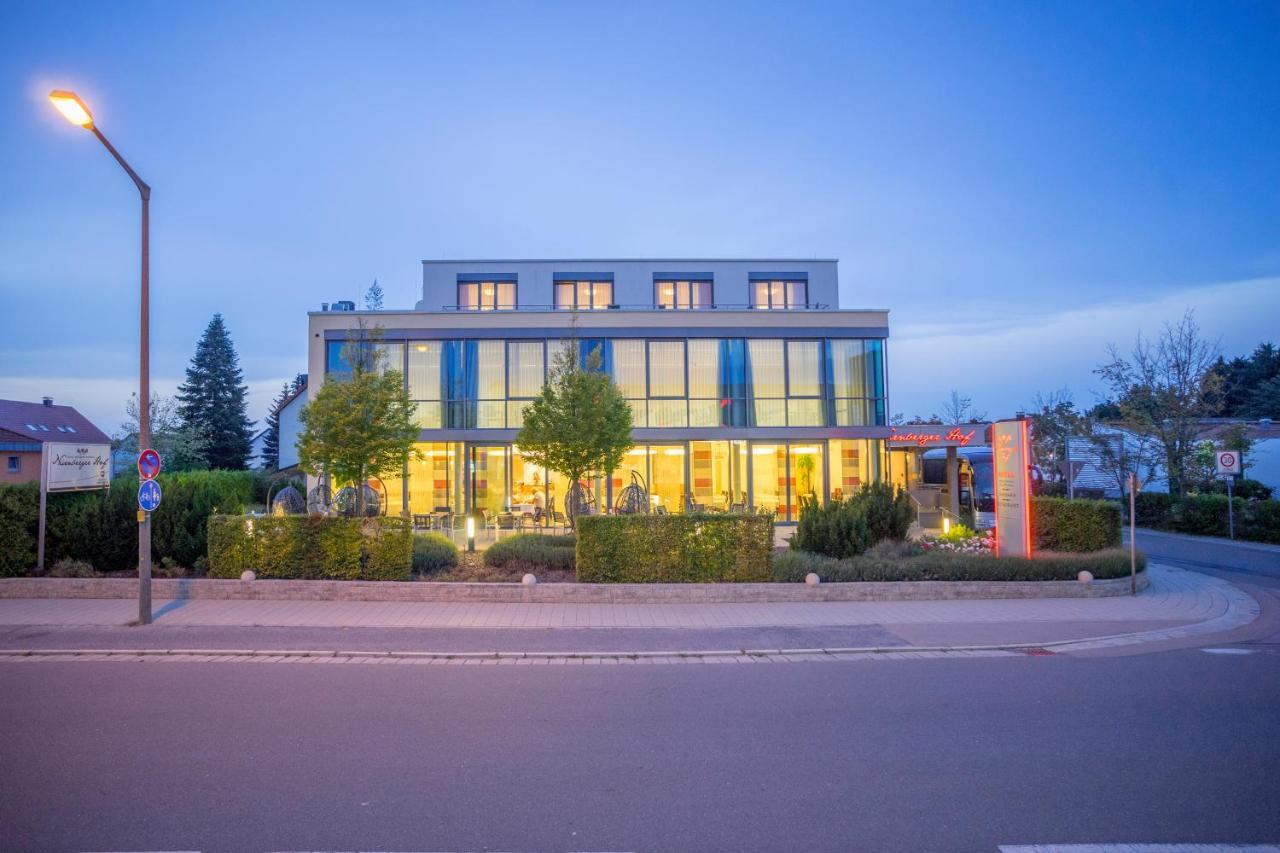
645;339;688;400
750;279;808;310
6;456;18;473
456;278;517;311
654;278;714;310
553;279;613;310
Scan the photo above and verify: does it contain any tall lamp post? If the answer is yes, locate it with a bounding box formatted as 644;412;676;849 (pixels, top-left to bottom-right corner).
49;90;153;624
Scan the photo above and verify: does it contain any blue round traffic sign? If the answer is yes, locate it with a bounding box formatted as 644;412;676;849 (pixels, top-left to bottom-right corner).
137;449;161;480
137;479;162;512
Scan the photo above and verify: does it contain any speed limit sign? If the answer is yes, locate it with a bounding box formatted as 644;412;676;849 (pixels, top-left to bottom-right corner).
1216;451;1241;476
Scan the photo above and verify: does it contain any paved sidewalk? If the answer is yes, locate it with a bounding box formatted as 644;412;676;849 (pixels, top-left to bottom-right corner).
0;565;1258;655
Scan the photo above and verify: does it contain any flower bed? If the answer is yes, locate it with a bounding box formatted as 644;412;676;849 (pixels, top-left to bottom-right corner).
773;546;1143;583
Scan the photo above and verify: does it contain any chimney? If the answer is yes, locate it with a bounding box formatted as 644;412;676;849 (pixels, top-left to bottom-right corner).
42;396;53;407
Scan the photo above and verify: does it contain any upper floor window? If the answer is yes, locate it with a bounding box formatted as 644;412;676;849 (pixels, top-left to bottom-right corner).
554;279;613;310
751;279;807;310
655;279;713;310
457;280;515;311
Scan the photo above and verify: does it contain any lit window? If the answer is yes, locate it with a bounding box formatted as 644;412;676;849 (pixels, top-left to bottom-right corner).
751;279;807;309
655;279;712;309
554;280;612;310
457;280;516;311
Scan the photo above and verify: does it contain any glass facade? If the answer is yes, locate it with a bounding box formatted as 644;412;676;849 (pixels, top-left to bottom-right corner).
329;336;886;430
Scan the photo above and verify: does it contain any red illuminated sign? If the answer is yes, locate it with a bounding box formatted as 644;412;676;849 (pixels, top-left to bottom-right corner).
991;419;1033;559
887;427;976;447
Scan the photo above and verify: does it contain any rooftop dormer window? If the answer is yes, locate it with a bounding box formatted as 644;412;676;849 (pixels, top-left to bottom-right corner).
457;278;515;311
554;279;613;310
751;279;807;310
655;278;712;310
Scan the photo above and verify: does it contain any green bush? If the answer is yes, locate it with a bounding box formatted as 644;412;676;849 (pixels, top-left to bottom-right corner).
1134;492;1174;529
1193;478;1273;500
49;558;98;578
484;533;575;573
0;470;255;577
412;532;459;574
1033;497;1120;552
791;482;913;559
576;513;773;583
773;547;1144;582
207;515;412;581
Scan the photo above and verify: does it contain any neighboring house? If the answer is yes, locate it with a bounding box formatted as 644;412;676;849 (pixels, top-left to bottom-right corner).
276;376;308;472
308;259;890;521
248;427;270;470
0;397;112;486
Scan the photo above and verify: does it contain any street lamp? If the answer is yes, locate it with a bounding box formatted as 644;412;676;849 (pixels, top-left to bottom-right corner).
49;89;153;625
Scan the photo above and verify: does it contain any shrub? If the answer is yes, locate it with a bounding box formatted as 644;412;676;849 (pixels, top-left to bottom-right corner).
1193;478;1273;500
412;533;459;575
484;533;575;573
207;515;412;581
1134;492;1174;529
0;470;255;576
576;513;773;583
1170;494;1240;538
775;548;1144;583
791;483;913;559
1034;497;1121;552
49;558;98;578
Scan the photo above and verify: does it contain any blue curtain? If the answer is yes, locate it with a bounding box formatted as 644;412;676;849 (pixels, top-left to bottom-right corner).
719;338;752;427
579;338;613;375
441;341;478;428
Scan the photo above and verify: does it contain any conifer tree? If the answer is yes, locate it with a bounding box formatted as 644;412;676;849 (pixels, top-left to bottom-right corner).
177;314;254;470
261;381;292;470
365;279;384;311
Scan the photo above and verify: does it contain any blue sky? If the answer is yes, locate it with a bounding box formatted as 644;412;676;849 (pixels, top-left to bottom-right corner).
1;0;1277;431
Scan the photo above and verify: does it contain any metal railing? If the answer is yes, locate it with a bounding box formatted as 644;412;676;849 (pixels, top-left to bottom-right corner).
439;302;832;312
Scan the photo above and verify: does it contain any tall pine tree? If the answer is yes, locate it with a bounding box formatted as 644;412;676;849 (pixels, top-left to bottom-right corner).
177;314;254;470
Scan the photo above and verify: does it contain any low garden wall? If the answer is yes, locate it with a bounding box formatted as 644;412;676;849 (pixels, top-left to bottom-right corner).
575;512;774;583
207;515;412;581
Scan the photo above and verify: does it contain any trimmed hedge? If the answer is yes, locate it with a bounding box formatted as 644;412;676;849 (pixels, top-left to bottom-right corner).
207;515;413;581
484;533;576;573
773;547;1145;583
1033;497;1120;552
412;533;459;574
1133;491;1280;544
0;470;255;577
576;513;773;583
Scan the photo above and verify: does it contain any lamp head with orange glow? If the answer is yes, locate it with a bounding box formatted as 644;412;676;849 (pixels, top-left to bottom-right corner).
49;90;94;128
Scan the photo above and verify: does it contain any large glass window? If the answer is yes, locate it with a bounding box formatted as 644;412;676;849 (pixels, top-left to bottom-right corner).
686;339;721;427
648;445;687;513
788;443;825;518
829;439;884;502
457;280;515;311
751;279;807;309
506;341;544;428
408;342;442;428
748;340;786;426
655;279;712;309
752;443;787;519
470;446;508;518
829;339;886;426
476;340;505;428
554;280;613;310
690;440;747;511
611;339;648;427
407;442;464;515
648;341;687;427
786;340;822;426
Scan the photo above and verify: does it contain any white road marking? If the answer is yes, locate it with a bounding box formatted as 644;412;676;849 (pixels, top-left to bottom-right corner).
1201;647;1256;655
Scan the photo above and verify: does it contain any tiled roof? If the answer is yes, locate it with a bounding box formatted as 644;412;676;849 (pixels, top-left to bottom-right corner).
0;399;111;445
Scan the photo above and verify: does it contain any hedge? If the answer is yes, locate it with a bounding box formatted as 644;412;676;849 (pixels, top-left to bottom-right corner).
575;513;773;583
1133;492;1280;544
773;547;1145;583
0;470;255;577
207;515;413;580
484;533;576;573
1033;497;1120;552
412;532;459;574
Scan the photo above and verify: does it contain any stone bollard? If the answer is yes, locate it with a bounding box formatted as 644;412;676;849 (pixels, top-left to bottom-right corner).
805;572;821;586
240;570;256;581
1076;570;1093;584
522;573;538;586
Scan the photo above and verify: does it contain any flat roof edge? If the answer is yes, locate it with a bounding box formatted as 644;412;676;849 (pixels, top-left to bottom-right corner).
420;258;841;265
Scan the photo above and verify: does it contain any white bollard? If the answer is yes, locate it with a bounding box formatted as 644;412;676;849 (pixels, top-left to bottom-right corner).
522;573;538;586
805;572;821;586
240;570;256;581
1076;570;1093;584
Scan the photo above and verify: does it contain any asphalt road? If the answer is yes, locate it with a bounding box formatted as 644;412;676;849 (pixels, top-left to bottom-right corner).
1131;528;1280;586
3;646;1278;853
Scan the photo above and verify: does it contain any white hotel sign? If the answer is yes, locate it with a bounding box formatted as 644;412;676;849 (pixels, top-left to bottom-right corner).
44;442;112;492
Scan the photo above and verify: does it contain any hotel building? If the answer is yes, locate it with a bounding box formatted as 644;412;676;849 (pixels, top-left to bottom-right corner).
306;259;894;523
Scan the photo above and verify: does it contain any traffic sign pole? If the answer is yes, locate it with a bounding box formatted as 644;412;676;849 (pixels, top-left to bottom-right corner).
1226;476;1235;540
135;450;162;625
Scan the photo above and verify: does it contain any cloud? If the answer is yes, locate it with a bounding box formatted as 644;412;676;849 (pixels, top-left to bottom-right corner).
889;276;1280;419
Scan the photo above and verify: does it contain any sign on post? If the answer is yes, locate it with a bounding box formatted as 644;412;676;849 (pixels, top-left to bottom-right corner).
990;419;1033;558
1215;451;1241;477
137;478;162;513
37;443;112;573
137;448;161;480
